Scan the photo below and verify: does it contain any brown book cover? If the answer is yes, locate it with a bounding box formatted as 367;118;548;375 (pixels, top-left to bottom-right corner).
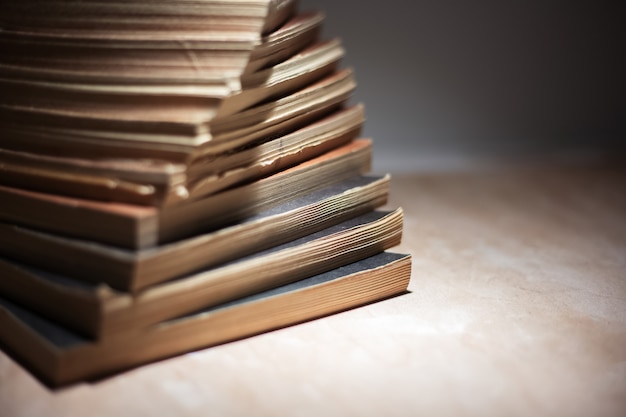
0;252;412;386
0;104;364;205
0;174;389;291
0;209;403;339
0;138;372;248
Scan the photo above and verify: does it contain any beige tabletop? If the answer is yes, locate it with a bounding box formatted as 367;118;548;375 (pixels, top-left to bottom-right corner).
1;163;625;417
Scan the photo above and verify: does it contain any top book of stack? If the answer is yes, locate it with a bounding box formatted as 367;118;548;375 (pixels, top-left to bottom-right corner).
0;0;361;209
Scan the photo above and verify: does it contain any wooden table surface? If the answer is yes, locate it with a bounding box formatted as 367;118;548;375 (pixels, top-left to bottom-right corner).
2;163;625;417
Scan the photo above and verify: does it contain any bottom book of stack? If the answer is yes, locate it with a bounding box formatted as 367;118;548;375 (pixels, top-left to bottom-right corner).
0;252;411;386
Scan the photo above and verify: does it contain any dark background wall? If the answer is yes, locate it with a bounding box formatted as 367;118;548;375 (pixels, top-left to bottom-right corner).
299;0;626;171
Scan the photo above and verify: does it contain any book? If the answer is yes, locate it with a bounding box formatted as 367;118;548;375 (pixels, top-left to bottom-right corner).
0;1;300;150
0;0;413;390
0;9;342;166
0;10;321;106
0;175;389;291
245;11;324;74
0;138;372;249
0;252;412;386
0;64;355;163
0;209;403;339
0;103;364;206
0;39;348;154
0;1;297;71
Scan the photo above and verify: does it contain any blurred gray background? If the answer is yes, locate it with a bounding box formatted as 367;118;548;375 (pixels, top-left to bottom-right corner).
299;0;626;172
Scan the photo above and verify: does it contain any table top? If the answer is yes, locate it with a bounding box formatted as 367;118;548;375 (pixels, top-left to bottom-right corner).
2;163;625;417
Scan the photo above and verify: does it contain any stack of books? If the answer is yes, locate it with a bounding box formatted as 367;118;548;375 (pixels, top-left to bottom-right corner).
0;0;411;386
